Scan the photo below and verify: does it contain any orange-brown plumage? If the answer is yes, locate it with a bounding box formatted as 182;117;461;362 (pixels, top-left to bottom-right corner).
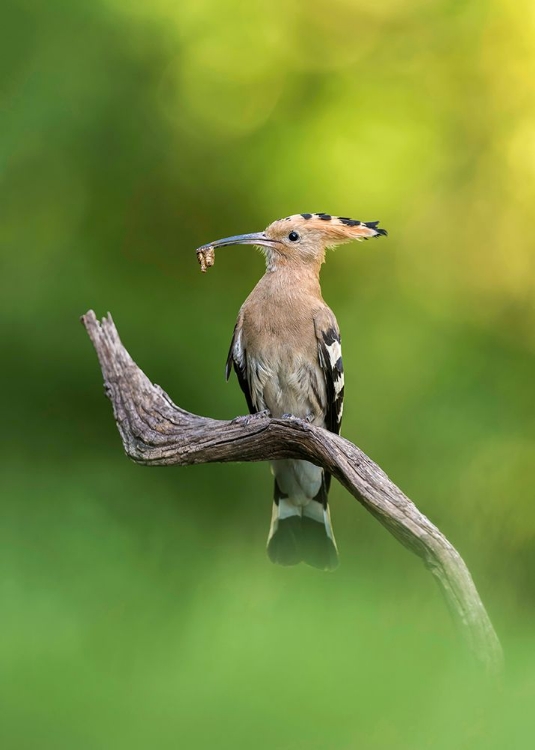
198;212;387;570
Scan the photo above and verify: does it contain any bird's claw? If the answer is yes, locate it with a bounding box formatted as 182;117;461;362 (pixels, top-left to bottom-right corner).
231;410;271;426
281;413;314;423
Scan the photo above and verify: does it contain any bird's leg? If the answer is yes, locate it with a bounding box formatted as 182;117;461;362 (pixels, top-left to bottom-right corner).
231;409;271;426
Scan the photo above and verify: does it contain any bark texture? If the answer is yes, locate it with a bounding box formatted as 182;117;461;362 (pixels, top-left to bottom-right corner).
81;310;503;673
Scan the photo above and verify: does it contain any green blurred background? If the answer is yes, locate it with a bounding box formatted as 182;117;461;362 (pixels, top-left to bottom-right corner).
2;0;535;747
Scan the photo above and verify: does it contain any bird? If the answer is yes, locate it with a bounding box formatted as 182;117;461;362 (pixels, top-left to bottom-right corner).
197;213;387;570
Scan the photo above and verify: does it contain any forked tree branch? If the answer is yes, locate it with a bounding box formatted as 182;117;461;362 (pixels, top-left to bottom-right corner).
81;310;503;673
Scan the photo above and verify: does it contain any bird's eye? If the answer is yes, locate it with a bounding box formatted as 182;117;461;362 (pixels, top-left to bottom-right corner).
288;231;299;242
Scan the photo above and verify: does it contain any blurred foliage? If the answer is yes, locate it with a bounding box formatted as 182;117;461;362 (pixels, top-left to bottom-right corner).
1;0;535;747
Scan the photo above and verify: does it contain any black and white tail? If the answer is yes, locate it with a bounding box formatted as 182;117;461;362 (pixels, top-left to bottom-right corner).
267;470;338;571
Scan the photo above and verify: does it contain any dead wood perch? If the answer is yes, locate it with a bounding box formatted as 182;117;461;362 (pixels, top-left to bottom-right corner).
81;309;503;673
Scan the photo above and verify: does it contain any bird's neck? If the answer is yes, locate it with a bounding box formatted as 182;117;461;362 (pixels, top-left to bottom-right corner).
265;248;324;275
263;245;326;275
256;262;323;301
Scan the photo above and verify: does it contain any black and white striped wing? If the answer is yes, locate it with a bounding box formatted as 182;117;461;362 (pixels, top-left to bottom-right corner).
225;318;256;415
314;309;344;436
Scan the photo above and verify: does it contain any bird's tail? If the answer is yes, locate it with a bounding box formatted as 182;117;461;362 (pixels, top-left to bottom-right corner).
267;478;338;571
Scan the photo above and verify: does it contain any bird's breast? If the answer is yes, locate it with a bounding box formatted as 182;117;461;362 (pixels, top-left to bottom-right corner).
241;309;326;423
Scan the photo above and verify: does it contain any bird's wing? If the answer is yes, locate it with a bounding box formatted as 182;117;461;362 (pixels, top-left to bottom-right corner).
314;307;344;436
226;315;256;414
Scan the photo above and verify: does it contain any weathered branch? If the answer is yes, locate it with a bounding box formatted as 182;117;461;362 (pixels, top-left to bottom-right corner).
81;310;503;673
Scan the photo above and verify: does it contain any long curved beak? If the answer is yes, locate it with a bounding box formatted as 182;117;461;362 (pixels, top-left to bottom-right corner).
196;231;281;252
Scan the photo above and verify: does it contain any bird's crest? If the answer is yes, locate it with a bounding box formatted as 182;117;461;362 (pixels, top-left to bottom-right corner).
275;213;388;242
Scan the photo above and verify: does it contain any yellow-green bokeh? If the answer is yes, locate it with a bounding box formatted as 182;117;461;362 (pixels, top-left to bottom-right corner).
1;0;535;747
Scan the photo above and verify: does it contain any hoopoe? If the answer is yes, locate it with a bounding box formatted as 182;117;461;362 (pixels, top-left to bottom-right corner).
197;213;387;570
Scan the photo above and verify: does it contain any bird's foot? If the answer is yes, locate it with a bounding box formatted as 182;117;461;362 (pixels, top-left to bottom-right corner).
281;413;315;423
231;410;271;426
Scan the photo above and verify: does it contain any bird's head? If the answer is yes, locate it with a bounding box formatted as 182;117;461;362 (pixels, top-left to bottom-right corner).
196;213;387;271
